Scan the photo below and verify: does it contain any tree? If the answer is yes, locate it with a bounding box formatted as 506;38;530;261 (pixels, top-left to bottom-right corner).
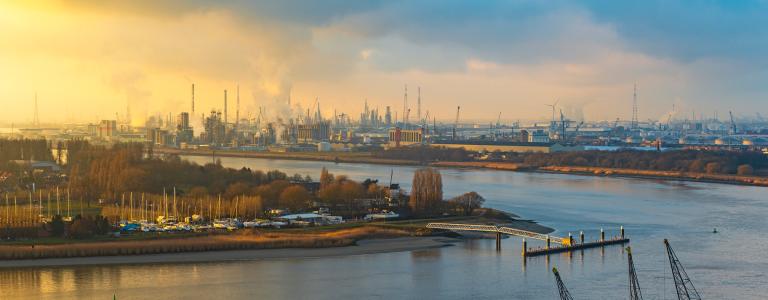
279;185;311;212
187;186;209;198
224;182;250;199
705;162;721;174
689;160;705;173
48;215;65;237
737;164;754;176
340;181;365;210
409;168;443;215
449;192;485;216
69;216;96;239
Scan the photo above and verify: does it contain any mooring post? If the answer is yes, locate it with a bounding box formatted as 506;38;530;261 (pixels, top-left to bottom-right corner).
600;228;605;242
580;231;584;244
496;232;502;251
546;235;551;249
521;238;527;256
620;226;624;239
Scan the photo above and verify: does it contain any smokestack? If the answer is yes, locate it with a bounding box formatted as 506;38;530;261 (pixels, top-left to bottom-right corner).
224;89;228;124
192;84;195;114
236;85;240;128
417;86;421;124
403;84;408;128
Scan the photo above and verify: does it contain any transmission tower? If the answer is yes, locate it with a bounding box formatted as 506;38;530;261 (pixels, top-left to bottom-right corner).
552;267;574;300
664;239;701;300
627;247;643;300
632;83;638;129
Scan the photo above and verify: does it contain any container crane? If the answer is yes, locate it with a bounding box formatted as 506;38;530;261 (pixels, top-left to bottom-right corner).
627;247;643;300
552;267;574;300
664;239;701;300
452;106;460;141
433;116;438;136
729;111;737;134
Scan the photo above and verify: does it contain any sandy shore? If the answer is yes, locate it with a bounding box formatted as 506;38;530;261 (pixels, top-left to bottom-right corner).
0;237;459;269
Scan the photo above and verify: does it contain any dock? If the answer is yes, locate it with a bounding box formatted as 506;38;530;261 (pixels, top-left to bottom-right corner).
426;222;629;257
523;237;629;257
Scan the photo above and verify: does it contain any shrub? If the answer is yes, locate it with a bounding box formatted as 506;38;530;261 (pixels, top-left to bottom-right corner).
737;164;754;176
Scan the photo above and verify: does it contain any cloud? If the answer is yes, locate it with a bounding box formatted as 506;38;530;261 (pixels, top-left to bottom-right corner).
0;1;766;124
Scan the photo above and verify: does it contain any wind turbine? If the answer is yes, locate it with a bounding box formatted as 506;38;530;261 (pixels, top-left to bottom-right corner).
545;100;559;129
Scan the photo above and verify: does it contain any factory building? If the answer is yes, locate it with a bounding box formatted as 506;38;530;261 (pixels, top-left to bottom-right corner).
97;120;117;138
388;127;423;147
298;121;331;142
431;141;582;153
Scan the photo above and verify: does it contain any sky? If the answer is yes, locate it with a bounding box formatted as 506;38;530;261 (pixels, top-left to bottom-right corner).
1;0;767;126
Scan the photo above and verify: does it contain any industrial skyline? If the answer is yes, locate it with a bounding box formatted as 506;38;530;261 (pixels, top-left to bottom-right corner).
1;1;767;125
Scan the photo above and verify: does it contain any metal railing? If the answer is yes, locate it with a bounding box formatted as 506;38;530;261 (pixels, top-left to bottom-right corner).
426;222;565;244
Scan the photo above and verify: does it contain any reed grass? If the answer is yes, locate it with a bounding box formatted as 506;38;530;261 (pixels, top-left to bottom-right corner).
0;226;411;260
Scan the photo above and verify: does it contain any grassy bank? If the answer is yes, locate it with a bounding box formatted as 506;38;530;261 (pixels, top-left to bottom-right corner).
0;226;411;260
538;165;768;186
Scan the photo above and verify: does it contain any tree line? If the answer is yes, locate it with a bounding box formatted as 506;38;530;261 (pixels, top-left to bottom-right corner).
506;149;766;175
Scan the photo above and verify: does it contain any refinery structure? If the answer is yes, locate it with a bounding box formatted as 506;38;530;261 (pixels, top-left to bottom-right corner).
4;84;768;155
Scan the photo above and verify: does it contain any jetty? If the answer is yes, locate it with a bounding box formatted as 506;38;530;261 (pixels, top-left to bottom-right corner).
426;223;629;257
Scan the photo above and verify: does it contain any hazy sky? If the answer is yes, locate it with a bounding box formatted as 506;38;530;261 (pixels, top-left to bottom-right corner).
1;0;767;125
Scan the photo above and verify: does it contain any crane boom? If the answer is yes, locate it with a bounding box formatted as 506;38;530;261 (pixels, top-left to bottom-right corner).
452;106;460;141
552;267;574;300
664;239;701;300
627;247;643;300
729;111;737;134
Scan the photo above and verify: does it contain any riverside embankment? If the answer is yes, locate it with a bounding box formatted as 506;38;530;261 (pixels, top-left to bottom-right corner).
161;148;768;187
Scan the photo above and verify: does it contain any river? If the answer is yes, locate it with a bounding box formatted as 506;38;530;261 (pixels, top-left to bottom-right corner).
1;155;766;299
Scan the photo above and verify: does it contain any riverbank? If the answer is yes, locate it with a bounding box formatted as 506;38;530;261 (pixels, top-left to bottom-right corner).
429;161;768;187
0;210;550;265
155;148;419;166
165;148;767;187
0;226;409;261
0;236;459;269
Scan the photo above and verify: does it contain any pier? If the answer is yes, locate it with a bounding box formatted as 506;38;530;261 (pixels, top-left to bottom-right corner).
426;223;629;256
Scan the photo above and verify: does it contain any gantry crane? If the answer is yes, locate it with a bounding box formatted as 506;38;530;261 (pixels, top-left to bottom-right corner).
552;267;574;300
729;111;737;134
664;239;701;300
627;247;643;300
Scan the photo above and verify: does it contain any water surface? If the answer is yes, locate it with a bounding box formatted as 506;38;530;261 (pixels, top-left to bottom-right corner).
1;156;765;299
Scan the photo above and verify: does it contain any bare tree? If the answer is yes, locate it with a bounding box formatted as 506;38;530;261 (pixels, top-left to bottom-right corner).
409;168;443;215
449;192;485;216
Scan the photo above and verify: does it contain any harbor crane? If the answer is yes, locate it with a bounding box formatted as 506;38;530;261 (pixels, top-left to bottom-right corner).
433;116;438;136
627;247;643;300
452;106;460;141
729;111;737;134
552;267;574;300
664;239;701;300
